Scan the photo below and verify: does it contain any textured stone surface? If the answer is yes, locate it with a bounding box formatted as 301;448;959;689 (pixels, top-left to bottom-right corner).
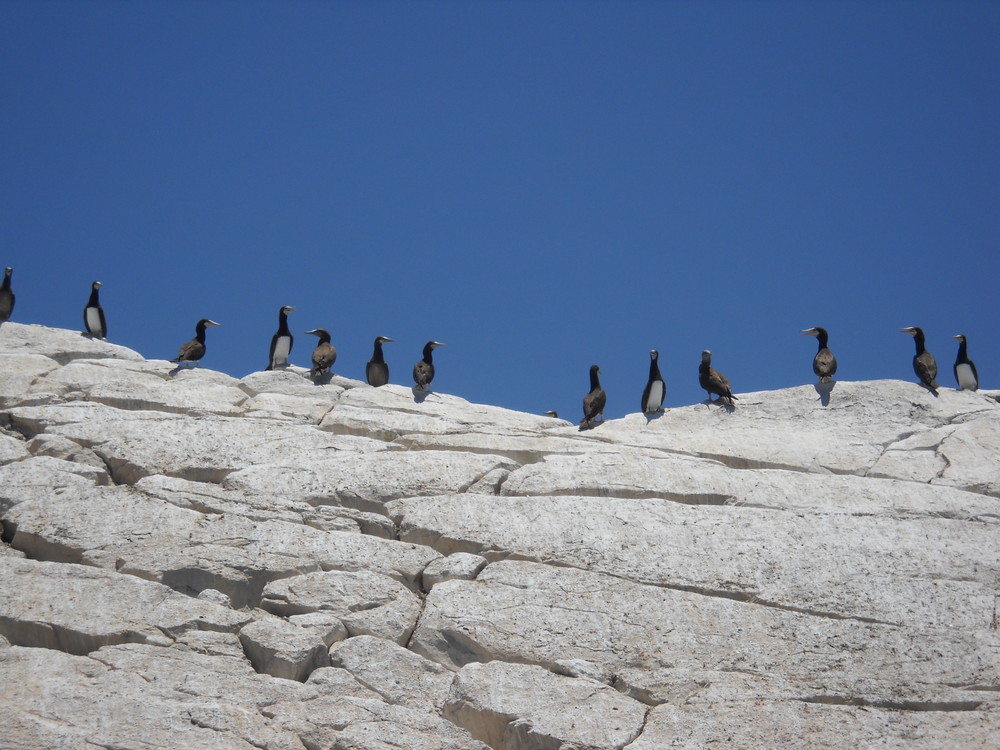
329;635;455;712
0;324;997;749
261;570;423;644
444;660;647;750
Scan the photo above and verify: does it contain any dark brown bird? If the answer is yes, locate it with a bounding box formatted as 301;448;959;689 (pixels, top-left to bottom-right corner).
413;341;444;391
581;364;606;429
366;335;394;387
801;327;837;383
171;319;221;367
0;267;13;323
901;327;938;392
305;328;336;379
699;350;736;406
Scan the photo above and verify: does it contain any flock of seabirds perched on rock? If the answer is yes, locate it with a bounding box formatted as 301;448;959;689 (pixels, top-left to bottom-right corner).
0;268;984;431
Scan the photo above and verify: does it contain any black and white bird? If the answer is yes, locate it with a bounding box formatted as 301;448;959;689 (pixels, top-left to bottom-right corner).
305;328;336;380
266;306;295;370
366;335;394;387
0;267;13;323
952;334;979;391
641;349;666;413
900;327;938;392
171;319;220;367
83;281;107;339
413;340;444;391
581;364;606;429
544;410;559;419
699;350;736;406
801;327;837;383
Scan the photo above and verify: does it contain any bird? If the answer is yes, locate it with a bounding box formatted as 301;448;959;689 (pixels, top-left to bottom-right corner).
641;349;666;413
581;364;606;429
0;267;13;323
171;319;220;366
544;410;559;418
266;306;295;370
305;328;336;379
699;350;736;406
413;341;444;391
900;327;938;392
952;334;979;391
366;335;394;387
83;280;107;339
801;327;837;383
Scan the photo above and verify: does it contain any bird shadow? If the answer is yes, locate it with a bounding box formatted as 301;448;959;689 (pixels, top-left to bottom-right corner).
705;398;736;413
310;372;333;386
578;418;604;431
814;381;835;407
168;364;194;377
643;410;667;424
411;387;433;403
920;383;940;398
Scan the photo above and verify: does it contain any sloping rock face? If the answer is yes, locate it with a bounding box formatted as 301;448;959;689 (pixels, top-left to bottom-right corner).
1;321;998;749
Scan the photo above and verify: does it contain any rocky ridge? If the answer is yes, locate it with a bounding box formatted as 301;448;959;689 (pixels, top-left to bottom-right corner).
0;321;998;749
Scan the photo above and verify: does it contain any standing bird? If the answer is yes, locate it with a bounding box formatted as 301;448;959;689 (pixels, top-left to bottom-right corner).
0;267;13;323
952;334;979;391
900;327;938;392
171;319;220;367
412;341;444;391
801;327;837;383
305;328;336;380
699;350;736;406
641;349;667;413
83;281;107;339
366;335;394;387
266;306;295;370
581;364;606;429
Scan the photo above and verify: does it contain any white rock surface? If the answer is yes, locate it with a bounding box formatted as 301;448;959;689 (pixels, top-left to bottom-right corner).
261;570;423;644
0;324;997;749
445;661;647;750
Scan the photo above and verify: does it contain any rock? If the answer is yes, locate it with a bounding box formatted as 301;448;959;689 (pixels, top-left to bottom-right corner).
26;357;249;416
287;612;349;646
238;617;330;681
0;322;144;364
328;635;455;713
262;695;490;750
0;430;30;465
394;493;1000;628
1;325;998;747
443;660;647;750
0;556;251;655
421;551;488;590
319;383;558;442
411;560;1000;708
628;701;1000;749
3;485;439;605
224;449;518;514
261;570;423;645
0;644;301;750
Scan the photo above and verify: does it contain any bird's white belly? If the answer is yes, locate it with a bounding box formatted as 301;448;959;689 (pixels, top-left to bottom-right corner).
86;308;102;336
645;380;664;411
956;363;977;390
272;337;291;366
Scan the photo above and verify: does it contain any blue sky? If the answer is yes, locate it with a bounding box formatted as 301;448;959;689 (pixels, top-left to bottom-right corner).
2;1;997;420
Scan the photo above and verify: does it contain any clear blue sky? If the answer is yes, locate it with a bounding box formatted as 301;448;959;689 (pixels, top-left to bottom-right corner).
3;1;998;420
